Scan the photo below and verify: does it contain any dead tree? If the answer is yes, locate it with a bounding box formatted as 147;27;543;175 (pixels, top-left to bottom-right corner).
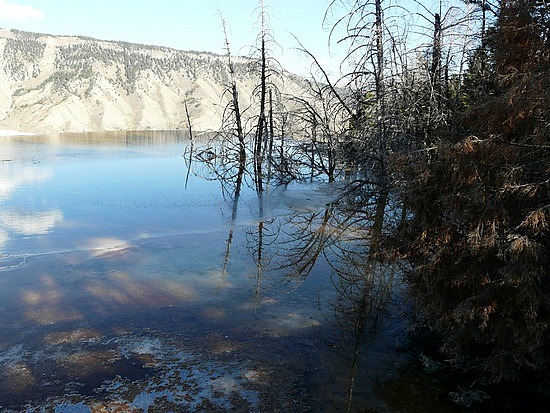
220;13;246;166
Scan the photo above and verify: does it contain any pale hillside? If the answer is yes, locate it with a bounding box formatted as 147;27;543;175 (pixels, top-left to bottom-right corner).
0;29;307;134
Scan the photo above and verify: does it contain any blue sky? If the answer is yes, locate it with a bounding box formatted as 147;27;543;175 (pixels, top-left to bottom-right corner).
0;0;346;76
0;1;472;77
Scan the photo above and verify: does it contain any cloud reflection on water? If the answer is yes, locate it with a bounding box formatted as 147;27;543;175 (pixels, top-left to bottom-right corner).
0;162;60;252
0;210;63;235
0;167;53;202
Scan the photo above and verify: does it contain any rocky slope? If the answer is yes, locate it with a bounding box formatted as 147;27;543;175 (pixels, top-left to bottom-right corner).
0;29;306;134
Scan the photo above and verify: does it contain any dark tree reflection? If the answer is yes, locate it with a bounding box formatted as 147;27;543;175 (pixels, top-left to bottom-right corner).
186;137;410;411
244;214;280;308
272;182;406;411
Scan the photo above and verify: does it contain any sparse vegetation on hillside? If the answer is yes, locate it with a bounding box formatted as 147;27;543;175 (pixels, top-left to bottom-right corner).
0;29;301;133
2;37;45;80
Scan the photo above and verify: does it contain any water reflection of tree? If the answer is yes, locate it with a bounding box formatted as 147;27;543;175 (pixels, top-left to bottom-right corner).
244;212;280;307
239;181;404;411
221;161;246;278
327;242;399;413
186;126;406;411
182;127;248;281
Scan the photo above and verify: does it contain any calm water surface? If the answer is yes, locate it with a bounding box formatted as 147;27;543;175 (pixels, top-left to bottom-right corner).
0;131;470;412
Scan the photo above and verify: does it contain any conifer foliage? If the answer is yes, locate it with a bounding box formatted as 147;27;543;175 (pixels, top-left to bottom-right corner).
394;0;549;382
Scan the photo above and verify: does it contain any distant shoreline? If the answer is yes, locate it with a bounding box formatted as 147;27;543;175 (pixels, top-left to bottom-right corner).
0;130;35;136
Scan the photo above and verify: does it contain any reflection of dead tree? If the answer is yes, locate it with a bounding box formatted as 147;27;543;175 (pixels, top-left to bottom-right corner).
222;162;246;278
185;140;247;281
243;211;280;308
327;186;402;413
274;207;344;284
266;182;403;411
329;243;398;413
348;267;397;412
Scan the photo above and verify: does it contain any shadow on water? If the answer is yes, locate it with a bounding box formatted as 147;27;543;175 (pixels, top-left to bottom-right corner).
1;132;548;412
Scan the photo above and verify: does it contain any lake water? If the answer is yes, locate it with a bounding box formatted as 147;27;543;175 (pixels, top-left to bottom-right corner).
0;131;495;412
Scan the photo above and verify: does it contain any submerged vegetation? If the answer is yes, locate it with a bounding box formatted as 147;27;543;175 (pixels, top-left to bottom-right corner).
190;0;549;390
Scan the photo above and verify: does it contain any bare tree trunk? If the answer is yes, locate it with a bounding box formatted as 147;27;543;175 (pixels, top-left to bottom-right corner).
374;0;387;183
221;13;246;165
375;0;385;103
279;113;287;176
370;188;388;253
184;99;194;189
233;82;246;165
254;219;264;306
480;0;488;94
327;134;335;183
266;88;274;186
311;120;317;182
254;29;267;192
430;12;442;108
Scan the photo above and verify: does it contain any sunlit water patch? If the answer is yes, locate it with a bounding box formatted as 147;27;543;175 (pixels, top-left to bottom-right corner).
0;231;336;411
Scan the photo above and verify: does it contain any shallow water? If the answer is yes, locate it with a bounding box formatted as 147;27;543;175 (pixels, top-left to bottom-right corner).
0;131;502;412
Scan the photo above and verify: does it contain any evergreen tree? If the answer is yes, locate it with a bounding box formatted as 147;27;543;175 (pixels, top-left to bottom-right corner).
393;0;549;383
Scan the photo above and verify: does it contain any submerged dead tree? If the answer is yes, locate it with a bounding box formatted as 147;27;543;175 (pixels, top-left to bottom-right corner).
251;0;280;192
183;99;194;189
328;0;390;180
220;13;246;167
288;72;349;182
